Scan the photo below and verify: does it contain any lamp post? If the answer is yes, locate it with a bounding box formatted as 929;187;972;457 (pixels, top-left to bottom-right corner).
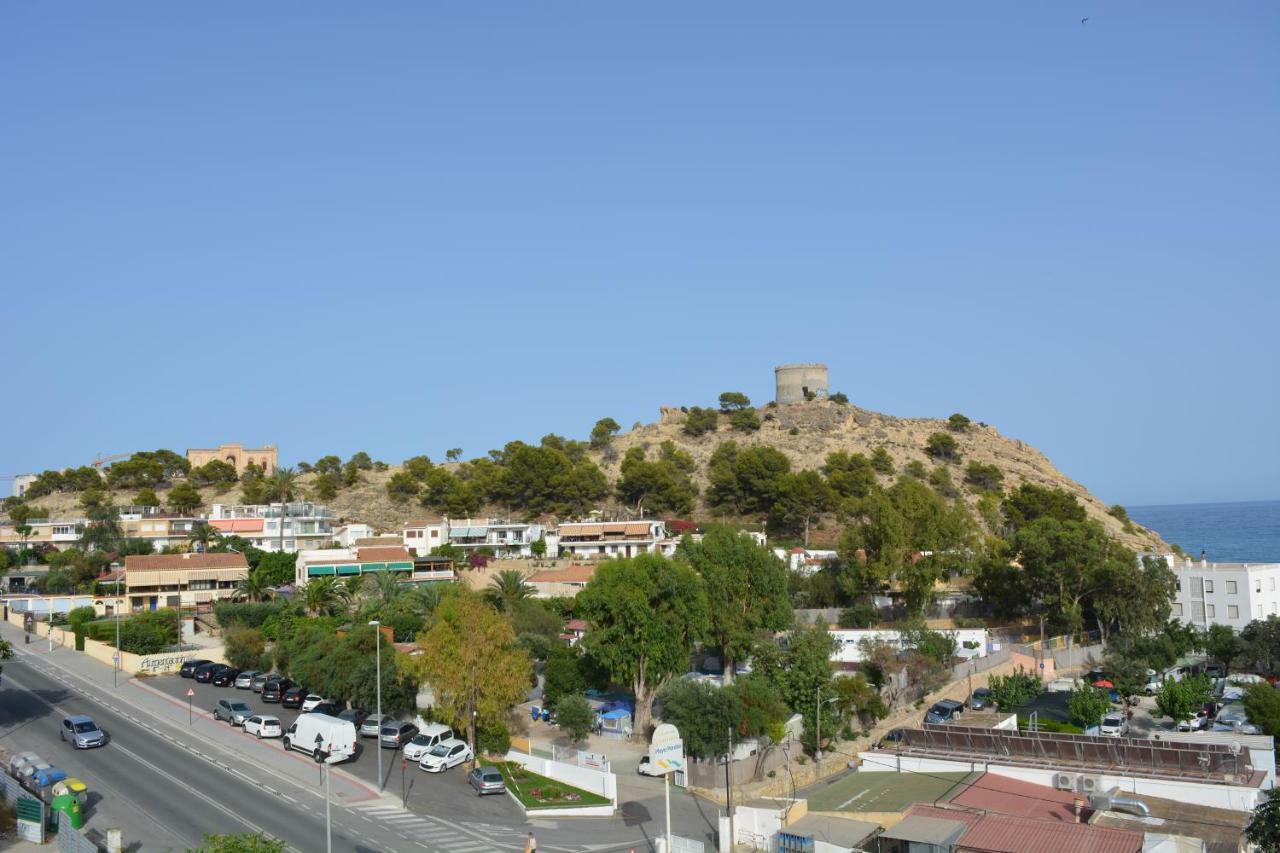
315;733;332;853
47;596;53;652
369;619;383;791
814;689;838;761
113;591;121;688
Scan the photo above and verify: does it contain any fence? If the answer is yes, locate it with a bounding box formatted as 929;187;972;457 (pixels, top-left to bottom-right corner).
1;769;46;844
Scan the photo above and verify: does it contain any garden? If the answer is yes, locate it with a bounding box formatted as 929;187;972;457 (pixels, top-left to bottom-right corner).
484;760;611;810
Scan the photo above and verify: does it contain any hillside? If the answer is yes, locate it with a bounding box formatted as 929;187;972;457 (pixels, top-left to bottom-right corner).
20;400;1166;553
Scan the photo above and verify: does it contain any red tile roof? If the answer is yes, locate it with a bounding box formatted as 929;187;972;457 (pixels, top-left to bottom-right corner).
355;547;413;563
957;813;1141;853
124;552;249;571
949;773;1085;822
564;619;589;631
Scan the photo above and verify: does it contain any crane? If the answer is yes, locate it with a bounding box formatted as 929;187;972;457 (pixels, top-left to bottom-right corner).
90;453;130;469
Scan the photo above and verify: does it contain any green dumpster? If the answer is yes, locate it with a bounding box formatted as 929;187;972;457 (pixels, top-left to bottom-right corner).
50;793;83;830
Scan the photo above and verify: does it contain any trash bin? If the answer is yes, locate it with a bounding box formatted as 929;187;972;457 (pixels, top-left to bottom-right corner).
64;796;84;829
52;778;88;807
50;793;74;829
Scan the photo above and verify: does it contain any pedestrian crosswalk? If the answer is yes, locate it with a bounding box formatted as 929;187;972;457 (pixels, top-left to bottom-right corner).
347;802;508;852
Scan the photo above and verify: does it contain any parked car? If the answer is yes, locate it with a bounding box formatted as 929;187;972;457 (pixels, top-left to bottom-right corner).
193;662;223;683
251;673;277;693
337;709;368;729
307;701;343;717
468;766;506;795
380;721;419;749
300;694;326;713
214;698;254;726
283;714;358;762
360;714;392;738
235;670;261;689
878;729;906;749
60;715;107;749
403;724;455;762
1099;713;1130;737
925;699;965;725
179;659;213;678
638;755;664;777
244;715;283;739
967;688;993;710
212;667;241;687
281;686;308;709
261;679;294;703
418;738;473;772
1176;716;1207;732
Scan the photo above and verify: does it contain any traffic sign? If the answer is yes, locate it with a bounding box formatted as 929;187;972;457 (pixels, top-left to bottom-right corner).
186;688;195;697
649;723;685;774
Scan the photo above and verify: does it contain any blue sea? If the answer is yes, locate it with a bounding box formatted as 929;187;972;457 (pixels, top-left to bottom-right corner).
1128;499;1280;563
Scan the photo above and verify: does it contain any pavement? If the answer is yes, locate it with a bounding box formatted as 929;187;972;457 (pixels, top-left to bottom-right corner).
0;618;723;852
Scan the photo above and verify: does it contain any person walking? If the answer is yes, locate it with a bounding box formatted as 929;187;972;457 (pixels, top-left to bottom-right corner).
525;831;537;853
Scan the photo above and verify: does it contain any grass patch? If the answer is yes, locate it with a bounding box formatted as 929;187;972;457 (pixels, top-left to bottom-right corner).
1017;716;1083;734
483;760;611;810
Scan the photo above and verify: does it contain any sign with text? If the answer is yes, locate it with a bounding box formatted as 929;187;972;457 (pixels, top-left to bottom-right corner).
648;723;685;774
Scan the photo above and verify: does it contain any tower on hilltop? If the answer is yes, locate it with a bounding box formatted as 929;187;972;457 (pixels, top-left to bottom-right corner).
774;363;829;404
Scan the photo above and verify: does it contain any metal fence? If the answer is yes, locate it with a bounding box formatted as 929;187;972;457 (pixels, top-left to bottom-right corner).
57;822;101;853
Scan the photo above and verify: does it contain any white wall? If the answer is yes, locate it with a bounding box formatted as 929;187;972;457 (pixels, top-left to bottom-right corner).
830;628;988;664
504;751;617;806
1172;562;1280;632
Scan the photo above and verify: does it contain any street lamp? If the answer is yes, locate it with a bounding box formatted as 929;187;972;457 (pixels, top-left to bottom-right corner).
315;733;332;853
814;688;839;761
47;595;53;652
369;619;383;791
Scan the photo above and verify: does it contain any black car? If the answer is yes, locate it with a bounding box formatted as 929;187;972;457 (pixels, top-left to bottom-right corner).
281;686;308;709
305;701;343;717
179;659;213;678
337;709;368;728
193;662;224;683
261;679;294;703
211;667;241;687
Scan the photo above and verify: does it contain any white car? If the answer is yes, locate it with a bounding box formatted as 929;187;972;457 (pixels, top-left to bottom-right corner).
638;755;664;777
1175;716;1206;732
418;738;473;773
1099;714;1129;737
244;715;283;739
300;695;326;713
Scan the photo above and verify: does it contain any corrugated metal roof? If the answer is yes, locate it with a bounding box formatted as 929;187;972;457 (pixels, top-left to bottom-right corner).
957;813;1141;853
879;814;971;845
948;773;1084;822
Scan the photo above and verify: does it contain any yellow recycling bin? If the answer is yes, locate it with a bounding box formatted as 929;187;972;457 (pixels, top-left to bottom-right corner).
52;778;88;807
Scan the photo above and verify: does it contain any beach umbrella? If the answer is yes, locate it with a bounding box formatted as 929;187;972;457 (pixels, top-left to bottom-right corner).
1092;679;1114;688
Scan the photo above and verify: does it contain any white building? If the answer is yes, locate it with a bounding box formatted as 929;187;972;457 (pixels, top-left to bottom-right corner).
773;547;839;575
207;502;335;552
1170;557;1280;631
11;473;36;499
332;523;376;548
554;520;667;559
403;518;448;557
829;628;989;664
400;517;545;558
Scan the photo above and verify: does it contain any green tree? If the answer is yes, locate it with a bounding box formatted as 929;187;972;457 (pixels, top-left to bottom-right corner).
1013;517;1131;642
831;673;888;732
254;551;296;587
1067;685;1111;729
947;413;971;432
223;626;267;671
928;466;960;499
405;590;532;763
1092;556;1176;644
679;525;792;682
1200;624;1243;675
234;569;278;603
106;457;165;489
683;406;720;437
924;432;960;463
985;668;1042;711
555;694;596;745
1155;674;1212;724
302;577;348;617
132;488;160;507
829;392;849;405
718;392;752;412
341;460;361;487
485;570;533;612
542;645;588;707
823;452;877;500
386;471;420;503
963;462;1004;494
530;537;547;557
781;624;837;755
188;833;286;853
729;409;761;432
657;677;741;758
616;446;698;516
1002;484;1086;533
187;522;221;552
191;460;238;488
403;455;434;480
589;418;621;449
264;467;300;503
706;442;790;516
348;451;373;470
444;448;463;463
1246;788;1280;852
1242;617;1280;674
576;554;709;733
870;447;895;475
768;471;834;546
730;674;791;741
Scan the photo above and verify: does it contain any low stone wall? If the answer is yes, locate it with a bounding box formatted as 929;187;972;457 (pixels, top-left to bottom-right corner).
5;607;224;674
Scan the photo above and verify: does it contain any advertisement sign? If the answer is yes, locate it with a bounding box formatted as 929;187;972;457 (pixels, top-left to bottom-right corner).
648;723;685;774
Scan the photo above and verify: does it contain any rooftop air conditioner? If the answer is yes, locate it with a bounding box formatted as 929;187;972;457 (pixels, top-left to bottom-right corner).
1053;773;1076;791
1079;776;1103;795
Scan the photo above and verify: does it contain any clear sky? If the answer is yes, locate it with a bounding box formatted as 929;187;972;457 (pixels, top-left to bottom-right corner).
1;3;1276;507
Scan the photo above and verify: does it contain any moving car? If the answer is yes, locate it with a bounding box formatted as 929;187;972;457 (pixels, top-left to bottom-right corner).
468;766;506;795
418;738;473;772
193;662;224;683
967;688;993;710
281;686;308;709
337;709;368;729
1099;713;1130;737
212;667;241;687
214;698;254;726
235;670;261;689
300;694;326;713
179;659;213;678
283;714;358;762
925;699;965;725
244;715;283;739
380;720;419;749
261;679;294;703
638;755;664;777
403;724;456;762
60;715;107;749
360;714;392;738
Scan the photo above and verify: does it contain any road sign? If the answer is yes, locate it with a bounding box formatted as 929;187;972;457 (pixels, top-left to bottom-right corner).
649;723;685;774
186;688;195;697
1039;662;1045;670
113;653;120;662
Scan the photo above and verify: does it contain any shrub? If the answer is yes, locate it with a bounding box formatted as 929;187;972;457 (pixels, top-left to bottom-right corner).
478;722;511;756
829;392;849;405
789;427;800;436
838;604;878;629
964;462;1004;494
924;432;961;463
870;448;894;475
987;667;1043;711
730;409;761;432
683;407;720;437
947;413;971;432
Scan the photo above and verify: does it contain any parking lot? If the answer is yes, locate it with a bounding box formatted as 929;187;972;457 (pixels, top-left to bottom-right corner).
147;672;520;821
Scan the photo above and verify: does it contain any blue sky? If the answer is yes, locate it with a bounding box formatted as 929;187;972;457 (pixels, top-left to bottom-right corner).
1;3;1276;506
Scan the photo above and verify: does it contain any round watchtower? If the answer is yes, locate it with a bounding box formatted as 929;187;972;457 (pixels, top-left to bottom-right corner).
774;363;829;404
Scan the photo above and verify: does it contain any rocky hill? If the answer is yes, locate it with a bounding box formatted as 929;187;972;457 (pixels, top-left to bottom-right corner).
20;400;1166;553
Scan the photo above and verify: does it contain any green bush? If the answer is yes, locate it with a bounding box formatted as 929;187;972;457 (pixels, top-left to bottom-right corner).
87;610;179;655
838;605;878;629
478;722;511;757
214;600;289;630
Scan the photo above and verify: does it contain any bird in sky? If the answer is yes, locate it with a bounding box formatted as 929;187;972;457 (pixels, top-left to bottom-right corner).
1081;17;1089;24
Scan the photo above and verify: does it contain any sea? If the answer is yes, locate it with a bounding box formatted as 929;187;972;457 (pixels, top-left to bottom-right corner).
1128;499;1280;563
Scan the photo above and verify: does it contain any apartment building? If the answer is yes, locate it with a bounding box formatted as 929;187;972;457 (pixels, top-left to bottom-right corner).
552;520;668;559
1171;557;1280;631
401;518;546;557
294;546;454;587
123;551;249;612
0;517;87;552
117;506;200;552
207;502;335;552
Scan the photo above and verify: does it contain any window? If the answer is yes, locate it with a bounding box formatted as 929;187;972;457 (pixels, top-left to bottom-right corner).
1205;580;1214;594
1207;605;1216;619
1258;579;1264;593
1175;579;1182;592
1229;605;1240;619
1227;581;1238;594
430;530;439;539
1173;603;1183;617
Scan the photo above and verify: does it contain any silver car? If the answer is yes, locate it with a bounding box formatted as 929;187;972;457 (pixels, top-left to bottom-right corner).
60;715;107;749
360;713;393;738
235;670;261;689
214;698;253;726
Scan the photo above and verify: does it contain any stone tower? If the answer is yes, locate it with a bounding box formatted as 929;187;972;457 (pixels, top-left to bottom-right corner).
774;363;829;404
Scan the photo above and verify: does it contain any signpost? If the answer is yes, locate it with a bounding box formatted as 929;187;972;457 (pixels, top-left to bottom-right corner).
649;724;685;853
186;687;194;726
315;734;332;853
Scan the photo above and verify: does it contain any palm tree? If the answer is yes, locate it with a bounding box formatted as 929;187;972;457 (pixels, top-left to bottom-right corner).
188;522;221;553
234;569;277;603
359;572;403;607
267;467;300;503
303;577;349;617
485;570;533;612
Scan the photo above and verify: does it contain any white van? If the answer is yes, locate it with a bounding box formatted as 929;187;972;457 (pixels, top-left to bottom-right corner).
404;723;456;762
283;714;357;763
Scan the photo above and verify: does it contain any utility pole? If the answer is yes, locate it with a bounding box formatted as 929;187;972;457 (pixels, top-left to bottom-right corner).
370;620;383;791
1039;611;1047;683
725;726;735;851
113;595;121;688
815;686;822;761
47;596;53;652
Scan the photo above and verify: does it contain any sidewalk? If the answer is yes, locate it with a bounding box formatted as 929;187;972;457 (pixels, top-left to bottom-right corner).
0;618;384;808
